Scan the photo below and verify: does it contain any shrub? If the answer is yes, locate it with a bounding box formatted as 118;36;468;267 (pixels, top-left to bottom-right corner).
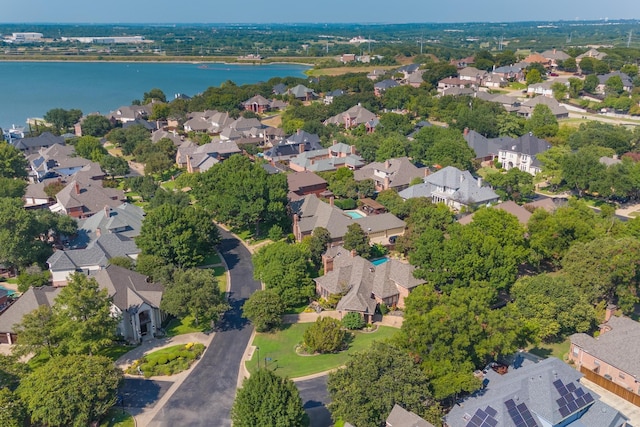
268;225;284;241
157;356;168;365
303;317;347;354
342;312;365;330
334;198;357;210
379;303;389;315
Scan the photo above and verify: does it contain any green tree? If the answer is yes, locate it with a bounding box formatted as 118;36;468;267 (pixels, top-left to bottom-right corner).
54;273;119;355
108;256;134;270
73;135;107;161
484;168;534;202
16;264;51;292
242;290;285;332
125;176;159;201
0;142;28;178
136;204;220;268
18;354;122;427
560;57;577;72
496;112;525;138
232;368;306;427
526;69;543;85
328;342;440;427
44;108;82;134
13;304;59;358
303;317;346;353
0;177;26;198
150;103;171;120
583;74;599;93
409;126;474;170
0;388;26;427
81;115;112;137
422;62;458;86
307;227;332;269
161;268;228;326
342;223;371;258
43;180;65;199
0;198;52;269
605;75;624;95
100;155;130;177
567;121;633;155
143;88;167;103
341;311;365;330
568;77;584;98
526;103;558;138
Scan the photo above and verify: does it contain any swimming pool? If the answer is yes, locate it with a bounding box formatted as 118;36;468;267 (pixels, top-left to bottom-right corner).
0;285;16;296
344;210;364;219
371;257;390;266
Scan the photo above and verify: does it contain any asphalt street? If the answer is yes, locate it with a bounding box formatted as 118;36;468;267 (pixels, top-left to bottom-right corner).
296;375;333;427
148;228;261;427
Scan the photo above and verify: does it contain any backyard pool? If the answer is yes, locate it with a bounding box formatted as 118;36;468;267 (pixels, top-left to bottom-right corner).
344;210;365;219
371;257;390;266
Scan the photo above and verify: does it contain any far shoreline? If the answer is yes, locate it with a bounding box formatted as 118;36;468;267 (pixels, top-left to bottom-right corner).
0;56;316;67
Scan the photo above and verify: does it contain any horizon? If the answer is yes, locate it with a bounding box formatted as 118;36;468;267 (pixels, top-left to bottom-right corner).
4;0;640;25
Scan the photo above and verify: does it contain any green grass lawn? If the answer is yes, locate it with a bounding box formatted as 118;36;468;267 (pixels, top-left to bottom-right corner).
161;180;177;191
247;324;398;378
528;338;571;361
201;251;222;266
98;345;135;361
99;408;134;427
165;316;210;336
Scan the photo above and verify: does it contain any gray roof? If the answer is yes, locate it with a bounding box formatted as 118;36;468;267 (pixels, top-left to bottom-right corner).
445;356;628;427
73;202;145;246
272;83;287;95
47;233;140;272
494;65;523;74
464;130;504;159
289;149;365;172
0;286;61;333
54;179;125;216
243;94;271;107
541;49;571;61
354;157;426;190
375;79;400;90
284;130;322;147
91;264;163;311
519;96;569;118
571;316;640;378
458;201;532;226
324;104;377;127
13;132;65;152
386;404;435;427
287;84;317;99
597;72;633;88
500;133;552;156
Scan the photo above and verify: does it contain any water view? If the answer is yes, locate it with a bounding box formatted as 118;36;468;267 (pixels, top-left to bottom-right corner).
0;61;310;130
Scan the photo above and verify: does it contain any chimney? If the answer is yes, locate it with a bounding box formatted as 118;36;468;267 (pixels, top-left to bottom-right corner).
604;304;617;322
350;249;357;258
323;254;334;273
104;205;111;217
332;139;338;146
298;143;305;154
384;176;390;190
329;196;334;207
297;129;301;135
74;182;80;195
96;228;101;237
553;48;557;54
384;159;390;169
464;127;469;136
350;145;356;155
477;177;482;188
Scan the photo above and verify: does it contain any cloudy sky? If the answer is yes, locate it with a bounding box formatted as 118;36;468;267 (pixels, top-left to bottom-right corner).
3;0;639;23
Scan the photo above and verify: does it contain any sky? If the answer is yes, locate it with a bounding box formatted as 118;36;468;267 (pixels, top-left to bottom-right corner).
3;0;640;24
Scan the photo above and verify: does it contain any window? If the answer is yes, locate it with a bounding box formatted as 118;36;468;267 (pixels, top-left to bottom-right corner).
572;347;579;357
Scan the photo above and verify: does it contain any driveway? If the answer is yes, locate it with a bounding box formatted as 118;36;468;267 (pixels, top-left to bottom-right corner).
148;228;261;426
296;376;332;427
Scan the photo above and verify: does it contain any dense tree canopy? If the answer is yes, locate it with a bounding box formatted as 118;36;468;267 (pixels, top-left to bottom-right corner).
0;142;28;178
232;368;306;427
242;290;285;332
80;114;112;137
43;108;82;134
409;126;475;170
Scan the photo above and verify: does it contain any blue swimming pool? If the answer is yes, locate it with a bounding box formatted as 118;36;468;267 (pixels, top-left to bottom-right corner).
371;257;390;266
345;210;364;219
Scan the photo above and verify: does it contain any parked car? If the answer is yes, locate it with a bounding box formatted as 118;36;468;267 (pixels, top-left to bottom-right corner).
388;235;397;244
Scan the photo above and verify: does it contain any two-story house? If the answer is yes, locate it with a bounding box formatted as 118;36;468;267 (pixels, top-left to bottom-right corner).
497;133;551;175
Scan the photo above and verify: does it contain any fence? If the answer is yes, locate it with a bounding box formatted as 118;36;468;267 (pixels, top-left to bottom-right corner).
580;366;640;407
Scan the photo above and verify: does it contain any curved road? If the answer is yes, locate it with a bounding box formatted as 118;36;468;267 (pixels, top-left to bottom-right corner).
149;228;261;426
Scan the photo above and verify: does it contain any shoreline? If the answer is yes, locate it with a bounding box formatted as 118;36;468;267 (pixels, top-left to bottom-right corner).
0;57;316;67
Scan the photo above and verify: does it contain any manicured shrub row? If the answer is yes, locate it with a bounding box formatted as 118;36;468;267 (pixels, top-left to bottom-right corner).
127;343;205;378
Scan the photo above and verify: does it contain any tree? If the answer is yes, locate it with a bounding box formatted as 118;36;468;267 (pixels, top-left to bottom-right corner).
560;57;577;72
232;368;306;427
484;168;534;202
568;77;584;98
143;88;167;103
567;121;634;155
341;311;365;330
307;227;332;269
252;241;315;308
583;74;599;93
125;176;159;202
108;256;134;270
526;69;543;85
18;354;122;427
136;204;220;268
54;273;119;355
0;388;26;427
328;342;440;427
422;62;458;87
81;115;112;137
496;112;525;138
409;126;475;170
342;223;371;258
0;177;26;198
100;155;129;177
161;268;228;326
605;75;624;96
526;103;558;138
0;198;53;269
303;317;346;353
43;180;66;199
43;108;82;133
242;290;285;332
16;264;51;292
0;142;28;178
13;304;59;357
73;135;107;161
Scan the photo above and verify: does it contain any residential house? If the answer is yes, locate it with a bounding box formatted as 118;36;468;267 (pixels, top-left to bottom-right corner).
367;69;387;80
523;198;562;213
458;201;532;226
459;67;489;85
27;143;90;182
92;265;165;343
11;132;65;155
541;49;571;68
50;178;125;218
340;53;356;63
324;104;377;129
570;311;640;397
0;265;164;345
439;87;477;97
386;404;435;427
527;81;556;98
219;117;265;141
450;56;475;69
315;246;424;320
72;203;145;248
175;140;241;173
286;84;317;101
523;53;551;67
242;95;274;113
395;64;420;80
596;72;634;94
399;166;499;210
287;171;328;201
493;65;525;81
354;157;428;192
263;130;324;164
444;356;629;427
463;129;505;162
107;104;152;124
272;83;287;95
437;77;476;94
122;118;157;132
324;89;345;105
577;48;607;63
406;70;425;88
517;96;569;119
289;141;364;173
483;73;508;88
151;129;183;146
292;195;405;243
374;79;400;96
497;132;552;175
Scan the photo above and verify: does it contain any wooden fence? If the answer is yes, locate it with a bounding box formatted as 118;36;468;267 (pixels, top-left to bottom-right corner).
580;366;640;407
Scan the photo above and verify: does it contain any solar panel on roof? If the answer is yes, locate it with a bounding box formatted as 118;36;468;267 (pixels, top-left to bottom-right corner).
553;379;563;389
505;399;516;408
575;388;585;397
557;397;566;406
567;382;577;392
558;386;569;396
471;415;483;424
584;393;594;403
466;420;479;427
559;406;571;417
526;418;538;427
476;409;487;418
485;406;497;417
486;417;498;427
568;401;578;412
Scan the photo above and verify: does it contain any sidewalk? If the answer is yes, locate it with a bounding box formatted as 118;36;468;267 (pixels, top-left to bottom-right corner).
580;378;640;426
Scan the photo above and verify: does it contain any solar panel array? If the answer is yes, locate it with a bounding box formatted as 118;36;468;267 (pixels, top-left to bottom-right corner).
505;399;539;427
553;379;595;419
465;405;499;427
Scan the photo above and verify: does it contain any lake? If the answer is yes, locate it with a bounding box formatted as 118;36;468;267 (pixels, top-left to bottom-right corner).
0;61;310;130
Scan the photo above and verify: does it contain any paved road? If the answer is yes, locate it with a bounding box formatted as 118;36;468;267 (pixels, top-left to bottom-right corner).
296;376;332;427
148;228;261;426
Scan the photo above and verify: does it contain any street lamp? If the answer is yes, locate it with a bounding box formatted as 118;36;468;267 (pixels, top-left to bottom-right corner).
256;346;260;369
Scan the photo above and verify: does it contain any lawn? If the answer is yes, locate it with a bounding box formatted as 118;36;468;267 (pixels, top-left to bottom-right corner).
201;251;222;266
247;324;398;378
165;315;210;336
528;338;571;361
99;408;134;427
161;180;177;191
98;345;135;361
